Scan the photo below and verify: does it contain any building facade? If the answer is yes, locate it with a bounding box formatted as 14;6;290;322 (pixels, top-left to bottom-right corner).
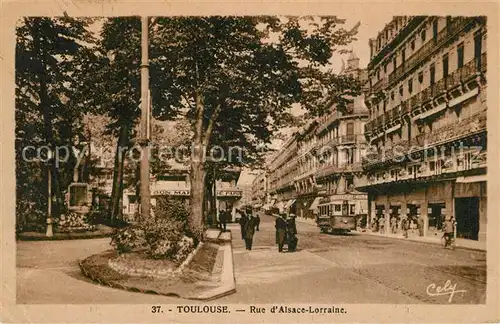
251;171;267;209
360;16;487;242
262;52;370;221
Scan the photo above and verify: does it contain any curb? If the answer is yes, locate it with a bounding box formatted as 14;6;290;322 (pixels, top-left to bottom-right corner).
186;239;236;301
79;231;236;301
357;230;486;252
18;226;114;241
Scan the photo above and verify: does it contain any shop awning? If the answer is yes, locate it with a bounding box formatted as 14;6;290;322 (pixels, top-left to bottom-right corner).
262;199;276;210
285;199;296;209
309;197;323;211
456;175;487;183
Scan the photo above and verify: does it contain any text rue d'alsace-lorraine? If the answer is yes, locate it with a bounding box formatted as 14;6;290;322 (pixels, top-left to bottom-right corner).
10;10;494;324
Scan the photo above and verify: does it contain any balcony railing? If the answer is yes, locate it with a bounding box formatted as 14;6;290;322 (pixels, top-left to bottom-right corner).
388;17;473;86
363;109;486;167
372;76;388;93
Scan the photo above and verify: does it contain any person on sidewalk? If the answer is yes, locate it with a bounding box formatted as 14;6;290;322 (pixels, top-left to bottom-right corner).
239;211;248;240
255;213;261;231
390;216;397;234
418;216;424;236
275;213;287;253
244;209;257;250
442;215;456;248
402;216;409;238
220;210;229;232
286;213;298;252
378;216;385;234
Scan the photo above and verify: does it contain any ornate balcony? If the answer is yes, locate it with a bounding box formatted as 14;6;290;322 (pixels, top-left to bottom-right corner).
372;76;388;93
388;17;474;87
409;93;421;110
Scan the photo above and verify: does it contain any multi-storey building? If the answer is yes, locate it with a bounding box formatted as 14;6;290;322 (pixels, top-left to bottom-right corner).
251;170;267;209
262;52;369;221
360;16;487;242
267;136;299;214
293;52;369;221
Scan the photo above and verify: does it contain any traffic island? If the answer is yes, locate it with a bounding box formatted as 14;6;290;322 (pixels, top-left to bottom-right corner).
17;224;115;241
78;230;236;300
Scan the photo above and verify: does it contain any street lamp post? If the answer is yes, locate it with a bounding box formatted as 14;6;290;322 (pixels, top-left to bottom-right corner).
139;16;151;221
46;150;54;237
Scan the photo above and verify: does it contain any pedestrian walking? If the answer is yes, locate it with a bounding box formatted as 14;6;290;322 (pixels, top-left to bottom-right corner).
220;210;229;232
286;213;298;252
239;211;247;240
417;216;424;236
402;217;409;238
442;215;456;248
390;216;397;234
378;216;385;234
275;213;287;253
244;208;257;250
254;213;260;231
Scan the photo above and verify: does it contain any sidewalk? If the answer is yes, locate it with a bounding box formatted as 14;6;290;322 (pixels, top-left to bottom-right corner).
358;229;486;251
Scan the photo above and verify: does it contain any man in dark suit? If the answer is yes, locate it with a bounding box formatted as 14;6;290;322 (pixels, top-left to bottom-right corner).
287;214;298;252
239;210;247;240
244;208;257;250
275;213;287;252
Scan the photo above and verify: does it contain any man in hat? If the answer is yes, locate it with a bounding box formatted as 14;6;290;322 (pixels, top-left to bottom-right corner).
244;207;257;250
287;213;298;252
239;209;248;240
275;213;287;252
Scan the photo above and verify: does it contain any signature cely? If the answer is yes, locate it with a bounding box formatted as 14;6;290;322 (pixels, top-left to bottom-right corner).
426;280;467;303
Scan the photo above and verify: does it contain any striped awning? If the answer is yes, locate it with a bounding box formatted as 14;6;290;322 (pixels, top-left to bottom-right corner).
448;88;479;108
456;175;487;183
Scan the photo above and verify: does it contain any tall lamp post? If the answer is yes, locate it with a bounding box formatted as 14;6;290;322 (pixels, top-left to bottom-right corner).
45;150;54;237
139;16;151;220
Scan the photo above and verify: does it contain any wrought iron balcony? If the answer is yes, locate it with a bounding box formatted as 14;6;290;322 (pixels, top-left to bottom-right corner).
388;17;474;86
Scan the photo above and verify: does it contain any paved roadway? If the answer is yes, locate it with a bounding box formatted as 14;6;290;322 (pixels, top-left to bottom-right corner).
219;214;486;304
16;215;486;304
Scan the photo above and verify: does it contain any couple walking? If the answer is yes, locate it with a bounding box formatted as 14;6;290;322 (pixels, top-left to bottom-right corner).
275;213;298;253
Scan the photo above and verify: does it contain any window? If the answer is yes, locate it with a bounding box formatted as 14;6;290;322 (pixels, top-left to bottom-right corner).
433;19;438;41
429;161;436;171
474;31;482;70
346;177;354;189
421;30;426;42
393;56;397;70
430;63;436;85
377;69;380;80
350;205;356;215
346;122;354;135
457;42;464;68
399;85;404;97
384;63;388;73
411;39;415;51
402;49;406;65
335;204;341;212
418;71;424;84
408;78;413;94
391;91;395;100
442;54;449;78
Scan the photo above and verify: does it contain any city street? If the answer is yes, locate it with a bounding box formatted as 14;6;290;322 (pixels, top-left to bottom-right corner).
219;214;486;304
17;214;486;304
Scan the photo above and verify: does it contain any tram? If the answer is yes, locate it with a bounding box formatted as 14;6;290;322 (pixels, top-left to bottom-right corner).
316;195;367;234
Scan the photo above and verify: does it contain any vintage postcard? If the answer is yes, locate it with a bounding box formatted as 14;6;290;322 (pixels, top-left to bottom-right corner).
1;0;499;323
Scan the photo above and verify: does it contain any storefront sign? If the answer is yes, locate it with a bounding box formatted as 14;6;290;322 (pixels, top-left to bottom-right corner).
217;190;243;197
153;190;190;196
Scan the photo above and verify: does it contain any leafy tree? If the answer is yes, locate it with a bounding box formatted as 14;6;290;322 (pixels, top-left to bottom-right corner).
150;16;361;239
15;15;98;229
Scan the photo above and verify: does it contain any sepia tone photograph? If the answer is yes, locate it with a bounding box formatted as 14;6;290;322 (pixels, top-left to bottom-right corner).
1;1;499;323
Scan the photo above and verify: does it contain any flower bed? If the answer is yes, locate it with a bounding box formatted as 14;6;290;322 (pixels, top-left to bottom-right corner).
56;211;96;233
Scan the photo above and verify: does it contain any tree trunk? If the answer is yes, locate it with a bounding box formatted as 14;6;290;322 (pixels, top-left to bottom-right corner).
33;18;63;218
109;124;128;224
189;91;206;241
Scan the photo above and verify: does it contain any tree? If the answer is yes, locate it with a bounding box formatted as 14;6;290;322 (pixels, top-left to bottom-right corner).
150;16;361;240
15;15;98;228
